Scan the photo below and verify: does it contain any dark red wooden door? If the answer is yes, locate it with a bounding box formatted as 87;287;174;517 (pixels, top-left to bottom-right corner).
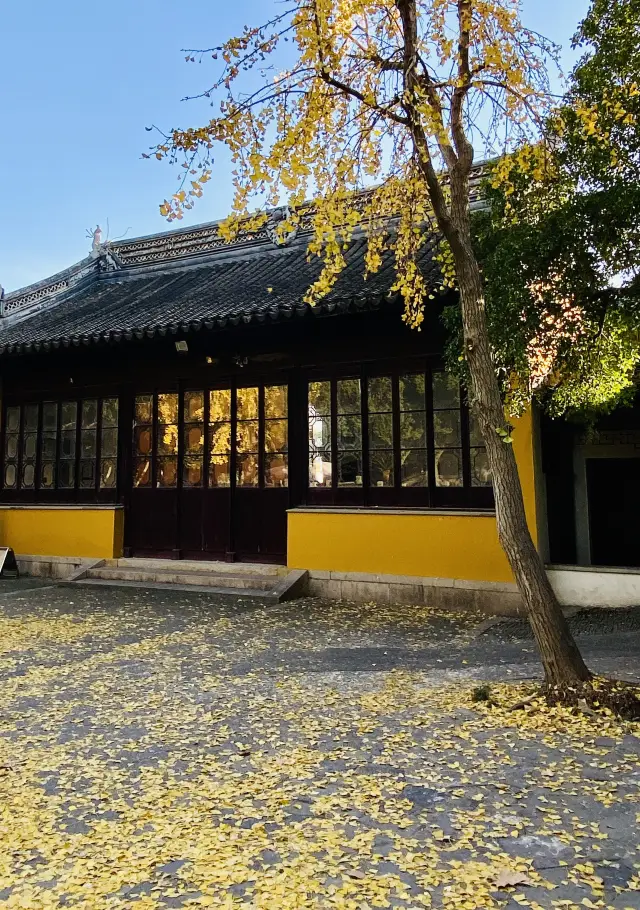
126;383;289;562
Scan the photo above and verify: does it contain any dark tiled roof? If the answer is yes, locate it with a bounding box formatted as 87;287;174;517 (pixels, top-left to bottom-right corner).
0;233;440;355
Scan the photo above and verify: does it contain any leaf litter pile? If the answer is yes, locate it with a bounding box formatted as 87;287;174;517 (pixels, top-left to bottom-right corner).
0;588;638;909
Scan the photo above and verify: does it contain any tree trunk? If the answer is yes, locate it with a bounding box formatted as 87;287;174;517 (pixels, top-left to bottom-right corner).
447;187;591;686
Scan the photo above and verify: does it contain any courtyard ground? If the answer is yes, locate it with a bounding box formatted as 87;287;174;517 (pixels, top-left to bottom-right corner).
0;581;639;909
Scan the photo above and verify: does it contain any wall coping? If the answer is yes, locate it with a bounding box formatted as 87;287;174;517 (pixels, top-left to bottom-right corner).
549;563;640;577
288;507;496;518
0;504;123;511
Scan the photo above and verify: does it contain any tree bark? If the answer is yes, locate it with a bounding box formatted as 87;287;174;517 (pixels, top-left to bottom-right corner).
445;170;591;687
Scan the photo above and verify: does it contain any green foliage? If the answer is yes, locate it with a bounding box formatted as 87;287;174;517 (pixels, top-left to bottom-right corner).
448;0;640;420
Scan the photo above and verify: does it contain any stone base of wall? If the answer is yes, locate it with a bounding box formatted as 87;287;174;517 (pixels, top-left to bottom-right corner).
308;571;524;616
17;555;101;580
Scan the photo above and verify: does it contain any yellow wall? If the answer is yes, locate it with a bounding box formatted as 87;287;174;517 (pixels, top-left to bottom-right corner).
288;411;537;584
0;507;124;559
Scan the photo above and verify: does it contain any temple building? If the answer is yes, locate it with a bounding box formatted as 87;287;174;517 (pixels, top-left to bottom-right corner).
1;207;639;611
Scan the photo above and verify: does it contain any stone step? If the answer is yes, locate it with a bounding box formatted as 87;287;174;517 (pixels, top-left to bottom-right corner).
86;565;274;591
103;557;284;577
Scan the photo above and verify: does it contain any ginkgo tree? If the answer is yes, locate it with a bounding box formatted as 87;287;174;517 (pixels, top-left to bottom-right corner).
153;0;592;689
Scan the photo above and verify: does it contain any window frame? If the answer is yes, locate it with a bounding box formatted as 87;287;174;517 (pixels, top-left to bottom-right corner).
304;359;493;511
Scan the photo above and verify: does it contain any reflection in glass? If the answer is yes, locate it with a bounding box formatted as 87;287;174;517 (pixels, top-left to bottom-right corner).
338;451;362;486
82;400;98;429
337;415;361;449
400;374;425;411
432;371;460;409
41;463;55;489
370;450;394;487
183;457;204;487
210;389;231;420
100;459;117;489
369;412;393;449
24;404;38;431
79;460;96;489
59;460;75;488
135;396;153;423
401;449;428;487
6;407;20;433
435;449;463;487
400;411;427;448
265;419;287;453
265;454;288;488
237;387;258;420
157;424;178;455
62;402;77;429
265;385;287;419
337;378;360;413
158;393;178;424
237;453;259;487
368;376;392;412
22;463;35;489
5;464;17;488
309;381;332;488
101;428;118;458
433;410;461;448
134;458;151;487
237;421;259;453
102;398;119;427
209;455;231;487
135;426;152;456
81;430;97;458
184;390;204;422
184;425;204;454
471;448;491;487
61;431;76;458
43;403;57;431
24;434;37;459
6;436;18;459
157;458;177;487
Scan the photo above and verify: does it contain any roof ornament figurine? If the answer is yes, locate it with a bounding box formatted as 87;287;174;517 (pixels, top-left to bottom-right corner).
89;225;103;256
266;206;298;247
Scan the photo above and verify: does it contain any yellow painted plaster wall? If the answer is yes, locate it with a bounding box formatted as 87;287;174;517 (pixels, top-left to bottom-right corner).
288;411;537;584
0;507;124;559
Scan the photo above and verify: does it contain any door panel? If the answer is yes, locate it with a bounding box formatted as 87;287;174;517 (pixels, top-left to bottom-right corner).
126;383;289;562
587;457;640;567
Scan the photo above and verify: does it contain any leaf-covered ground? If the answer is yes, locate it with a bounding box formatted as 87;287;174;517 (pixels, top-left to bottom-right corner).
0;583;639;909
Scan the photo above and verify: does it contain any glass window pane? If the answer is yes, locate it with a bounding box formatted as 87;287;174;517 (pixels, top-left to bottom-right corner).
5;436;18;459
135;396;153;424
82;400;98;429
24;434;37;459
61;431;76;458
237;387;258;420
59;460;75;488
401;450;428;487
184;425;204;454
237;454;259;487
134;458;151;487
101;428;118;458
370;450;394;487
369;413;393;449
183;457;204;487
210;421;231;455
338;451;363;486
134;426;152;456
79;460;96;489
433;372;460;409
158;393;178;424
210;389;231;421
43;403;57;431
337;378;360;414
42;435;57;459
471;448;492;487
337;415;362;450
434;410;461;448
435;449;463;487
102;398;119;428
100;459;117;489
400;374;425;411
61;402;77;430
469;414;484;447
41;463;55;489
81;430;97;458
237;420;258;454
157;457;177;487
368;376;392;412
24;404;38;431
6;407;20;433
400;411;427;449
265;419;288;453
4;463;17;488
265;385;287;419
309;454;332;488
157;425;178;455
184;391;204;422
265;454;288;487
209;455;231;487
309;381;331;414
22;463;35;488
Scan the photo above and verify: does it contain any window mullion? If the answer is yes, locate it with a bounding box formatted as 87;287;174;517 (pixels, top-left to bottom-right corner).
426;364;436;503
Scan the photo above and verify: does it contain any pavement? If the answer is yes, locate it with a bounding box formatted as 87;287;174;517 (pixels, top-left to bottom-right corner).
0;582;639;909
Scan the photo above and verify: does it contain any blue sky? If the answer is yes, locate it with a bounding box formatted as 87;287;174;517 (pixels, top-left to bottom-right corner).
0;0;590;292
